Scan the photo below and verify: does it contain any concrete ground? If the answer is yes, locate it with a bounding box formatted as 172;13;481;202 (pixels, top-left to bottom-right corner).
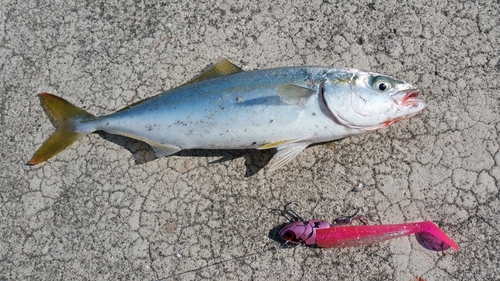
1;0;499;280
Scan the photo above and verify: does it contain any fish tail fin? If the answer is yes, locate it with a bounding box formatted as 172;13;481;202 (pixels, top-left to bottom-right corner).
28;93;95;165
419;222;460;250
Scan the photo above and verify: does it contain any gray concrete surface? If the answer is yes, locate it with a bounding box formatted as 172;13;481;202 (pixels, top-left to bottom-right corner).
1;0;499;280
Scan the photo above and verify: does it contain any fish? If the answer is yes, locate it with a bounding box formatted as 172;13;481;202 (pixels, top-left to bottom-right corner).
277;205;459;250
28;59;426;171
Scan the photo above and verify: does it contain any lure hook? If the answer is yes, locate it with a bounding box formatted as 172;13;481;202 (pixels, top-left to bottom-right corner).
271;202;306;222
283;202;306;222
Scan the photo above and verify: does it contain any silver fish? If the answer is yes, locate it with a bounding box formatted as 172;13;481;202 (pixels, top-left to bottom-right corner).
29;59;426;172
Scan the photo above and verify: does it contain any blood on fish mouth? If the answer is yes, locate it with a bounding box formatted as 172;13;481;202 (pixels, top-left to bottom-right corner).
402;90;421;106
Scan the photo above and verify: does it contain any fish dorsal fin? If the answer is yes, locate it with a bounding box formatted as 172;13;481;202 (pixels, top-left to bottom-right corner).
116;60;243;113
191;59;244;82
116;97;153;112
277;84;316;106
183;59;244;85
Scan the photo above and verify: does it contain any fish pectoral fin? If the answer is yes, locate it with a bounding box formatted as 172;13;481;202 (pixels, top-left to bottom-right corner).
183;59;244;86
277;84;316;106
266;141;310;173
144;141;182;158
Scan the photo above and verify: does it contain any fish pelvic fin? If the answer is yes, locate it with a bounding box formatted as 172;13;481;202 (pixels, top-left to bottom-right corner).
28;93;95;165
257;139;303;150
265;141;310;173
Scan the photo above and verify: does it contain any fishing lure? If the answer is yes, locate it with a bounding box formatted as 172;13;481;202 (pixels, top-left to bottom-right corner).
278;203;459;250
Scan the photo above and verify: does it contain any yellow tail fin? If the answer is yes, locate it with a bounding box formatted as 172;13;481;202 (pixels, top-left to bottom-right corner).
28;93;95;165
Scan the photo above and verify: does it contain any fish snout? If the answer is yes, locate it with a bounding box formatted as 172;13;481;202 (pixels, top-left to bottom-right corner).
392;89;426;109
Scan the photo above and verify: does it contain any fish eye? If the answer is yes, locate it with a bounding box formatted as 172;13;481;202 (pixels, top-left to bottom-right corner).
377;82;388;91
372;76;392;92
282;230;296;241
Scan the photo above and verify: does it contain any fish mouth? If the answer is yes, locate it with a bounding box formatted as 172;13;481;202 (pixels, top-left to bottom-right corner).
403;89;421;105
394;89;425;108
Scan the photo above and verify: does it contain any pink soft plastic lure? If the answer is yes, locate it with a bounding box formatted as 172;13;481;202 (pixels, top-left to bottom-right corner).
278;205;459;250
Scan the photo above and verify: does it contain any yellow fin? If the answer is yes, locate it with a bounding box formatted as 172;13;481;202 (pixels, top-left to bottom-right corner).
117;59;243;112
183;59;243;85
116;97;153;112
117;59;243;113
29;93;95;165
257;139;302;150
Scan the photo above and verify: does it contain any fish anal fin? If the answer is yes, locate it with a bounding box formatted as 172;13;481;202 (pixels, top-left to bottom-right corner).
277;84;315;106
266;141;310;173
183;59;243;86
118;132;182;158
148;142;182;158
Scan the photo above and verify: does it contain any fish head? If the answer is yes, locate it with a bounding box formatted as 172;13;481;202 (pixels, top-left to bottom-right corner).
321;69;426;130
278;220;329;246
